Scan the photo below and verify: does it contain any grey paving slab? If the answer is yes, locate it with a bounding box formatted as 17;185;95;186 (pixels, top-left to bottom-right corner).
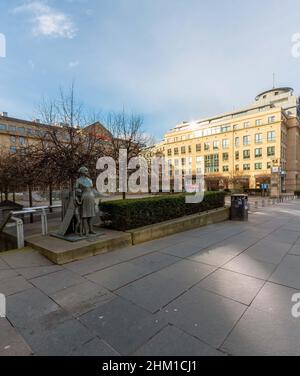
160;238;214;258
30;269;86;295
64;252;126;276
288;245;300;256
156;287;246;348
134;325;225;356
25;318;95;356
80;296;166;355
86;262;153;291
50;280;114;316
198;269;265;305
0;258;9;270
243;239;291;265
129;252;179;273
64;245;158;276
251;282;300;321
70;337;120;356
116;272;191;313
221;307;300;356
269;255;300;289
16;265;63;279
0;269;18;280
264;229;299;245
223;254;277;280
0;276;32;296
157;259;216;286
188;243;242;267
0;319;33;356
7;288;61;329
0;249;52;268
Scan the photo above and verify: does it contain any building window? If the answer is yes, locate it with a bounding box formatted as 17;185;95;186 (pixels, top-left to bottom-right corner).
235;151;239;160
267;162;272;169
181;158;186;166
221;125;231;133
8;125;16;132
233;124;239;130
10;135;16;143
255;148;262;158
10;147;17;153
235;165;240;172
196;156;202;164
255;133;262;144
223;166;229;172
223;153;229;161
222;139;229;149
205;154;219;173
268;116;276;123
243;164;250;171
188;145;192;153
196;144;201;152
167;149;172;156
243;150;250;159
267;146;275;156
255;163;262;170
174;148;179;155
235;137;240;147
243;136;250;146
244;122;250;128
0;123;7;131
255;119;261;126
18;127;25;135
174;159;179;167
267;131;276;142
181;146;186;154
204;142;210;151
19;136;25;145
213;141;219;150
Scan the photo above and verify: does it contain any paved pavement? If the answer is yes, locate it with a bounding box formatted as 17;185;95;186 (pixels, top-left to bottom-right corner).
1;200;300;356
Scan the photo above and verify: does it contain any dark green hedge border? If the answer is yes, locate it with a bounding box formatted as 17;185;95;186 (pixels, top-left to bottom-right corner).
100;191;226;231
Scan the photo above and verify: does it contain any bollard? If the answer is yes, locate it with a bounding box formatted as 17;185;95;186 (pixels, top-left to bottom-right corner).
255;201;258;209
41;208;48;236
11;216;24;249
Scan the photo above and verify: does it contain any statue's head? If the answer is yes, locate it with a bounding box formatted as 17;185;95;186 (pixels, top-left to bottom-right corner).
78;166;89;176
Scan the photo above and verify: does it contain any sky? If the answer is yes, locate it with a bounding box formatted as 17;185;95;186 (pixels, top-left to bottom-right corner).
1;0;300;140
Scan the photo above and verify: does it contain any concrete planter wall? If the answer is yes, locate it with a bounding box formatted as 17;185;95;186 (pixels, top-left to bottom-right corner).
128;207;229;245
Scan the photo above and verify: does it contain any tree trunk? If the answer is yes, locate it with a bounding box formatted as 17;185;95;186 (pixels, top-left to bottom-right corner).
49;183;53;213
4;187;8;201
28;185;34;223
13;189;16;203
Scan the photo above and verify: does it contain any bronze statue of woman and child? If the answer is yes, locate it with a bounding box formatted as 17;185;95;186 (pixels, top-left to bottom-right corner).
54;166;100;241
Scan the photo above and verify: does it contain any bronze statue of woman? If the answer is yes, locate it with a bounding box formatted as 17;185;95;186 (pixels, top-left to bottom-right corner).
75;166;96;236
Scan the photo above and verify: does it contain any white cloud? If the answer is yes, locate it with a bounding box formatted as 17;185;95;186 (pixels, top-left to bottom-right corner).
13;1;77;39
68;60;79;69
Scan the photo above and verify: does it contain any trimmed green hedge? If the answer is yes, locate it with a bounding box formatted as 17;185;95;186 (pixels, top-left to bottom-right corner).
100;191;226;231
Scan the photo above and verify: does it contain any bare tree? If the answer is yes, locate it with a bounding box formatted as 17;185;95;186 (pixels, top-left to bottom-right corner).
35;84;106;190
105;110;149;199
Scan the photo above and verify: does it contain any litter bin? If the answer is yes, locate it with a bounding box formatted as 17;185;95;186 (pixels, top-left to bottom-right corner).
230;194;248;221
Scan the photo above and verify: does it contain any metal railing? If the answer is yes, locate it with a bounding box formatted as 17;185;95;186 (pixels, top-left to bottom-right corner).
1;205;62;249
